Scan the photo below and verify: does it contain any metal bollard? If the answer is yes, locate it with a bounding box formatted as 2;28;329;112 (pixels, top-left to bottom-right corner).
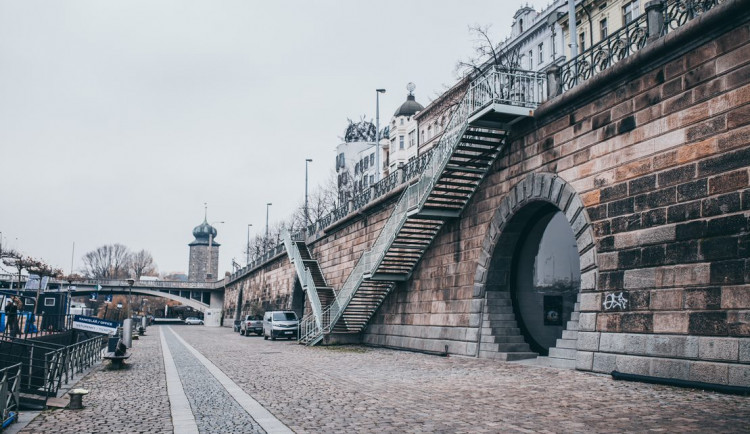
141;316;147;331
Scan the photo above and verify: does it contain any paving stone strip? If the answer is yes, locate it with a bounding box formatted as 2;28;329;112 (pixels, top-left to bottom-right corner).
164;326;291;434
17;332;172;434
162;326;268;434
160;326;199;434
174;326;750;433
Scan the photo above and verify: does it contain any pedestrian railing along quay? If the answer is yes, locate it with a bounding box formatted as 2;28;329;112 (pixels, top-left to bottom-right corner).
0;363;21;430
0;335;106;410
0;313;73;341
558;0;725;92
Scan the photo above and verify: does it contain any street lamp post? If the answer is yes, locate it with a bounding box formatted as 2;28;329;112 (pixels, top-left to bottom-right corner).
305;159;313;227
126;278;134;319
246;224;253;265
265;203;272;253
375;88;386;181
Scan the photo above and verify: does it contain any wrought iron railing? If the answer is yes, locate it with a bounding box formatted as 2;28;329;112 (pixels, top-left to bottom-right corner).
373;171;400;200
0;363;21;428
402;150;433;182
560;13;648;91
663;0;724;34
299;67;544;343
559;0;725;92
1;313;73;341
352;189;372;211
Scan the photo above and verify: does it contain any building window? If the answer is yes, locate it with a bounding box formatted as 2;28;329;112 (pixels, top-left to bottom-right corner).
623;0;639;25
528;50;533;69
519;18;524;33
579;32;586;51
400;118;404;125
408;131;415;147
600;18;608;39
45;298;55;306
370;153;374;166
364;157;369;169
538;43;544;64
370;175;374;185
427;125;432;139
399;135;405;149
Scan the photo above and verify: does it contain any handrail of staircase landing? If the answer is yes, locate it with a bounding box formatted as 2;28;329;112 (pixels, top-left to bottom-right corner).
281;229;323;333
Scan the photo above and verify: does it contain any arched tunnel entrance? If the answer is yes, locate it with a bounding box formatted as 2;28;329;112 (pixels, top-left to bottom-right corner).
508;204;581;355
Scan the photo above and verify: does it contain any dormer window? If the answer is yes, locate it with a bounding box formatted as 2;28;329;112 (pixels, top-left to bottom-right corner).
519;19;524;33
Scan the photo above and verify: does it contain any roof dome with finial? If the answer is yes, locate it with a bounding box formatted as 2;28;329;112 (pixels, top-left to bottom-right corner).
189;206;220;246
394;82;424;117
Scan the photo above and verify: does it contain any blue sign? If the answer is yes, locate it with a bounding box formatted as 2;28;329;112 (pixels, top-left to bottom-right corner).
72;315;118;334
90;292;98;300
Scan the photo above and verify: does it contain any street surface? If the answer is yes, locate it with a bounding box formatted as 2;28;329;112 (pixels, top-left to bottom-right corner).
16;326;750;433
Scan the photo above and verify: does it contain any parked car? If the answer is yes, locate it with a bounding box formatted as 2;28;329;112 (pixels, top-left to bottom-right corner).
184;317;204;325
263;311;299;340
240;315;263;336
233;319;242;332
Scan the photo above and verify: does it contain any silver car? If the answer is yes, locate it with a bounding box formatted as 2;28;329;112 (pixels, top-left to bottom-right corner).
263;311;299;340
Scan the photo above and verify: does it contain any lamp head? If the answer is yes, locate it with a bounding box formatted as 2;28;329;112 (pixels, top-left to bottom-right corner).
376;88;386;93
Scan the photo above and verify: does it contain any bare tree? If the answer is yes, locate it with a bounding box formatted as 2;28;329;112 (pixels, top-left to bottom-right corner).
81;244;132;279
130;249;158;278
456;24;522;78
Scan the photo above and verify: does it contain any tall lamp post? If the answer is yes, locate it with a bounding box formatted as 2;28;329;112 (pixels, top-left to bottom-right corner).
375;88;386;181
305;159;313;227
246;223;253;265
265;203;272;253
126;278;134;319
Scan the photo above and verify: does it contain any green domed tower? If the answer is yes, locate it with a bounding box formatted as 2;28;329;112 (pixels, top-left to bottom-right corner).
188;216;220;281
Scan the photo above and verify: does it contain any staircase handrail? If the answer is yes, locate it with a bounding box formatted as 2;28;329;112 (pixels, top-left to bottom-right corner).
308;67;546;341
282;229;323;330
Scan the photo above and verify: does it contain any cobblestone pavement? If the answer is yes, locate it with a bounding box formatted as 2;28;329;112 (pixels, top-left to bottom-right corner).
163;327;266;434
19;333;172;434
173;326;750;433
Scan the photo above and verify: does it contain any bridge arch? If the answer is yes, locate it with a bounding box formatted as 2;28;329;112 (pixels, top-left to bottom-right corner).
473;172;597;358
72;288;209;312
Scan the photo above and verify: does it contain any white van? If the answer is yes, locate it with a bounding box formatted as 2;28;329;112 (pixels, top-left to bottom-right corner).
263;311;299;340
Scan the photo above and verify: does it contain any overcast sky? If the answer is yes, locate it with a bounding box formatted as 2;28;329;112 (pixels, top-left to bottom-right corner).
0;0;553;277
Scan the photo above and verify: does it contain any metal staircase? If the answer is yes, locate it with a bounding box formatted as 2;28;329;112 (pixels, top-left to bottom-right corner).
287;67;546;346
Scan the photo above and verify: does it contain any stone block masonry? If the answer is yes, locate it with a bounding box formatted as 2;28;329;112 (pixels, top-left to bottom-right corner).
221;0;750;387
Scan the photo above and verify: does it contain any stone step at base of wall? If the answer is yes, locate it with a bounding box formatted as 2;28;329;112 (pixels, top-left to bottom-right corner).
489;320;522;329
565;321;579;331
515;356;577;370
483;342;531;353
484;299;513;308
570;311;580;321
483;313;516;321
562;330;578;340
554;338;578;349
486;291;511;300
485;334;527;344
573;302;580;311
478;350;538;361
486;326;521;336
548;347;577;360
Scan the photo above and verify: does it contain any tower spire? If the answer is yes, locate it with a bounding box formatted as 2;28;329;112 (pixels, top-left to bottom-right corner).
204;202;208;222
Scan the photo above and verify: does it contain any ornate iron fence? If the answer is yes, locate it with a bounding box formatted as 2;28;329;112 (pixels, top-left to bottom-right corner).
663;0;724;34
352;189;372;211
560;13;648;91
373;171;400;200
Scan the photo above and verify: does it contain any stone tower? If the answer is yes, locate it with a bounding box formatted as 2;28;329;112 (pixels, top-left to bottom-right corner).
188;216;220;282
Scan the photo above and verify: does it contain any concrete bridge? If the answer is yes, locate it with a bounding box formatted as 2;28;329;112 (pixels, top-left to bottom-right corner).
218;0;750;388
0;274;224;324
